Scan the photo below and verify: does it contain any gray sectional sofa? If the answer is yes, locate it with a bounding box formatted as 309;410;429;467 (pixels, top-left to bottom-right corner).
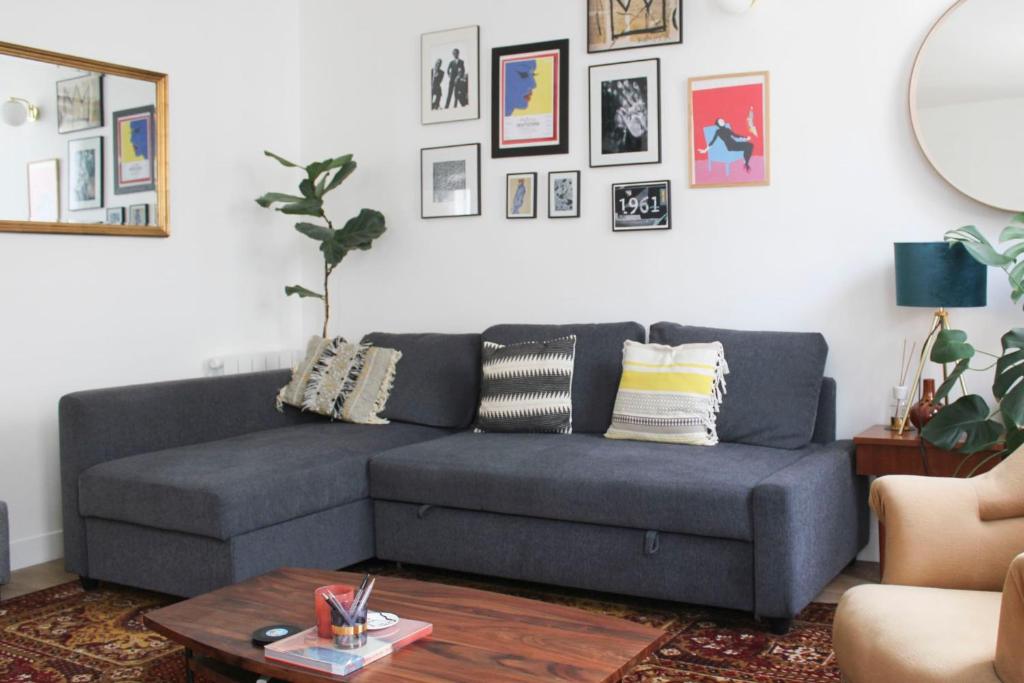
59;322;868;633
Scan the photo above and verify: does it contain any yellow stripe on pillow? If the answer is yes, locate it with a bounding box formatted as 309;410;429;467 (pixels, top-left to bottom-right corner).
618;370;713;394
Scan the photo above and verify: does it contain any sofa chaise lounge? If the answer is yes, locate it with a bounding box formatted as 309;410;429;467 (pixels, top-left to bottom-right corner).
59;322;868;633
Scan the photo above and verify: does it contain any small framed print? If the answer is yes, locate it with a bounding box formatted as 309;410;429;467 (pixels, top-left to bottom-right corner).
611;180;670;231
548;171;580;218
491;39;569;158
589;58;661;167
56;73;103;134
506;172;537;219
106;207;125;225
689;71;770;188
113;105;156;194
27;159;59;222
422;25;480;125
68;136;103;211
128;203;149;226
421;143;481;218
587;0;682;53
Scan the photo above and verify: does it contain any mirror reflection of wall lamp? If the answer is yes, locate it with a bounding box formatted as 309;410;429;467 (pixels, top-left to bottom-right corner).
716;0;759;14
2;97;40;126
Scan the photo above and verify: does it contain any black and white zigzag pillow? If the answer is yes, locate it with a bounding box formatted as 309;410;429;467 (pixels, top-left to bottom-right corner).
474;335;576;434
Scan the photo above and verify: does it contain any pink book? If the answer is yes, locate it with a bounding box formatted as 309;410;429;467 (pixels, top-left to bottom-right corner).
264;619;432;676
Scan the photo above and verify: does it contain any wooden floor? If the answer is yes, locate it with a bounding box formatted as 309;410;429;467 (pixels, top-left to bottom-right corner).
2;558;879;605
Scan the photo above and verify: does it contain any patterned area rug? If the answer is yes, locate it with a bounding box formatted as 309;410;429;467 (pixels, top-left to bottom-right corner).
0;563;839;682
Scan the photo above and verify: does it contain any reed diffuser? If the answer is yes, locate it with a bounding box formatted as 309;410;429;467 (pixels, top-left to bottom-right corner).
889;339;916;431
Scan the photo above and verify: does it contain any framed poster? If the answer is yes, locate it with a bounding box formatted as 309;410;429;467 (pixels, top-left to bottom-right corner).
113;105;156;194
422;25;479;125
612;180;670;231
491;39;569;158
68;136;103;211
506;172;537;219
589;58;661;167
689;71;769;188
128;203;149;225
587;0;682;53
27;159;59;222
56;73;103;134
106;207;125;224
548;171;580;218
421;143;481;218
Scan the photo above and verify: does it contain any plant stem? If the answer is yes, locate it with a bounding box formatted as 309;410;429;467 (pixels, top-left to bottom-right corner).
322;214;335;338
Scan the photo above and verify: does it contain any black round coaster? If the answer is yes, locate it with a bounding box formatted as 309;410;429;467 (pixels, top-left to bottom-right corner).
251;624;302;646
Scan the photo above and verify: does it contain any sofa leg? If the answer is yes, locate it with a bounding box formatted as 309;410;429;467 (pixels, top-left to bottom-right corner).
766;617;792;635
79;576;99;591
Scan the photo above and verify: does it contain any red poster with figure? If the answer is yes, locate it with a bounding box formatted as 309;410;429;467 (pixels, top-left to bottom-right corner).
689;72;770;188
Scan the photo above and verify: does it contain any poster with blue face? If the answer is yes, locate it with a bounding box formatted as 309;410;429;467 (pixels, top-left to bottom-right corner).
491;40;569;158
113;105;155;194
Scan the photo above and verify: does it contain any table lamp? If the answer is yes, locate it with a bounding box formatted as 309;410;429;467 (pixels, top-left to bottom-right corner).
894;241;987;434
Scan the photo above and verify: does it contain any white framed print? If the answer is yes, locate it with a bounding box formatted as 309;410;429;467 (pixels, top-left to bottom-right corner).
589;58;661;167
611;180;671;232
27;158;59;222
422;26;479;125
421;143;481;218
548;171;580;218
506;172;537;219
68;136;103;211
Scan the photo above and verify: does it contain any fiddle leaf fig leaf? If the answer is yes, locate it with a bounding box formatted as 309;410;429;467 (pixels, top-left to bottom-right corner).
921;394;1001;453
278;198;324;216
930;329;975;363
294;222;333;241
336;209;386;250
320;237;348;267
284;285;323;299
264;150;301;168
933;358;971;405
306;154;354;182
255;192;304;208
299;178;317;199
324;160;358;193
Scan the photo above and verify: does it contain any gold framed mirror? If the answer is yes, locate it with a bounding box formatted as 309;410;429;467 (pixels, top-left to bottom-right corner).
0;41;168;237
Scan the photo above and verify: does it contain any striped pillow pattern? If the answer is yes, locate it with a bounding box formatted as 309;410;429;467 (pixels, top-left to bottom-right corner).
302;340;402;424
276;335;344;411
474;336;576;434
605;340;728;446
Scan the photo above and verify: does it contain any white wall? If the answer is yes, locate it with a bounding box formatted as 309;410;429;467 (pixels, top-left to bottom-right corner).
0;0;304;570
299;0;1019;560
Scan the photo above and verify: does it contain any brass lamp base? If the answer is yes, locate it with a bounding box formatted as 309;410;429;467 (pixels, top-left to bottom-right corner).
896;308;967;435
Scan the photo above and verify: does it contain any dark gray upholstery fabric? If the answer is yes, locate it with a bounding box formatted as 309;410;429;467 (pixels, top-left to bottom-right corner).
86;499;374;597
482;322;645;433
649;323;828;449
59;369;313;576
79;421;449;540
752;441;869;617
812;377;837;444
0;501;9;587
375;501;754;611
370;432;809;541
361;332;481;429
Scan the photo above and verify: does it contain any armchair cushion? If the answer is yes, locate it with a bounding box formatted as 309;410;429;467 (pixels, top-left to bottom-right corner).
975;446;1024;522
997;553;1024;683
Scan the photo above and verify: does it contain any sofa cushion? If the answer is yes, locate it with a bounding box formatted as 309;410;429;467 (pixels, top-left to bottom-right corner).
361;332;481;429
369;432;811;541
482;322;645;434
649;323;828;449
78;422;450;540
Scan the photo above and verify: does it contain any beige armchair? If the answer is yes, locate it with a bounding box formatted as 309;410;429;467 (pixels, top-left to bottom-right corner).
833;449;1024;683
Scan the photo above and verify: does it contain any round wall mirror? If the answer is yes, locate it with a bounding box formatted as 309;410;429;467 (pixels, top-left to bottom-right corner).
910;0;1024;212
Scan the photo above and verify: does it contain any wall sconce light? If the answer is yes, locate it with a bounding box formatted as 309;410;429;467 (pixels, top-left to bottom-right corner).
716;0;758;14
2;97;40;126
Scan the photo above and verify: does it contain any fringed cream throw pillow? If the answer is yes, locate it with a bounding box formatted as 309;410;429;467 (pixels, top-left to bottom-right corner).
277;335;342;411
605;340;728;446
303;340;402;424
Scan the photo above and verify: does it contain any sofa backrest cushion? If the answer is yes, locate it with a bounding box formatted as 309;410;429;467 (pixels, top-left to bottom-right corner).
361;332;481;429
649;323;828;449
482;322;645;433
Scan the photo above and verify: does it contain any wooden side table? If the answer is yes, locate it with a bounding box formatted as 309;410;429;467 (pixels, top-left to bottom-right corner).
853;425;1001;576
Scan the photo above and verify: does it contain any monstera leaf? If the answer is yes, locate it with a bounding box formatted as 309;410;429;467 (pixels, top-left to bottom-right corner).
996;329;1024;429
921;394;1003;453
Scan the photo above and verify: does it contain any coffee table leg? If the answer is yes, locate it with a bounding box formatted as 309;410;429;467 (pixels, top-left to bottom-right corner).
184;647;195;683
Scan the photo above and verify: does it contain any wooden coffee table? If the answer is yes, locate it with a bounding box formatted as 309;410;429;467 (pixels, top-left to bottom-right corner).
144;567;669;682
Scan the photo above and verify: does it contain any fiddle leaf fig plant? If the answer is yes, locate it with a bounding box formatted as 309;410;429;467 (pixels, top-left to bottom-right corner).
255;151;386;336
920;213;1024;473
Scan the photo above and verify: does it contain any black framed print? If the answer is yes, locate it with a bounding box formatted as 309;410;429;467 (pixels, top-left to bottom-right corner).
506;172;537;219
589;59;661;167
548;170;580;218
587;0;682;53
68;136;103;211
491;39;569;158
611;180;670;231
421;143;481;218
422;26;479;125
56;73;103;134
105;207;124;225
128;203;149;226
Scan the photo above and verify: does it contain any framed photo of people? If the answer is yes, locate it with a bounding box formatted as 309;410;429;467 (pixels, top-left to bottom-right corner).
68;136;103;211
491;39;569;158
422;26;479;125
688;71;770;188
548;171;580;218
421;143;481;219
588;58;661;167
611;180;670;232
113;106;156;194
587;0;682;53
506;172;537;219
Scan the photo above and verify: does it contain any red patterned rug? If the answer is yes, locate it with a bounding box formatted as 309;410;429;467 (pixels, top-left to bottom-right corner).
0;564;839;682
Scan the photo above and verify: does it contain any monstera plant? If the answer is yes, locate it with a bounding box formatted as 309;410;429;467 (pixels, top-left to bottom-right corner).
255;151;385;336
920;213;1024;474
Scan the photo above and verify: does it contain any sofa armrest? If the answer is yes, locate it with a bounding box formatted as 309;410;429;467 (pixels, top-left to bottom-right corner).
997;553;1024;683
751;441;869;618
59;369;312;576
871;476;1024;591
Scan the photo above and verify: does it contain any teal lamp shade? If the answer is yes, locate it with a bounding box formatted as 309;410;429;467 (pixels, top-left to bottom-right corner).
894;242;987;308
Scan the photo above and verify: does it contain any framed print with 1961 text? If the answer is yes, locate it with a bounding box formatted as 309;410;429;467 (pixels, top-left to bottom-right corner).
421;143;481;218
612;180;670;231
689;71;769;188
491;39;569;158
422;26;479;125
589;58;660;167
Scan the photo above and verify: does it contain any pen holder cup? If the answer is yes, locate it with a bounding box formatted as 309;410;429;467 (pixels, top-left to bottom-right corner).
314;584;355;639
331;601;368;649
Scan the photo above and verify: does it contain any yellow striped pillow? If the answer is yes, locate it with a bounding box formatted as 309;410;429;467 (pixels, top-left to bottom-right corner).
605;340;728;446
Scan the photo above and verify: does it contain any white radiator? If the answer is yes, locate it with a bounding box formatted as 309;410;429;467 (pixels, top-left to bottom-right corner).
203;350;302;377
